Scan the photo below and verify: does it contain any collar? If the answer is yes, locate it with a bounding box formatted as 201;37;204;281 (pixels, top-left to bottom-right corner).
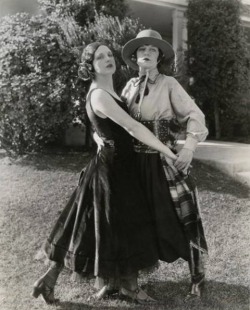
138;68;159;82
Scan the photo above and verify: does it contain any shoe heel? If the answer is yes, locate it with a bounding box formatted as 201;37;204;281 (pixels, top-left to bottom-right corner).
32;286;41;298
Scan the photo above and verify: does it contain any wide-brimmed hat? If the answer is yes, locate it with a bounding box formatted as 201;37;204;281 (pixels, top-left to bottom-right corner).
122;29;175;70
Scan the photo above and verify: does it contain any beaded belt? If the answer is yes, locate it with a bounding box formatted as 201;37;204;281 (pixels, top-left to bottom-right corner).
134;119;182;153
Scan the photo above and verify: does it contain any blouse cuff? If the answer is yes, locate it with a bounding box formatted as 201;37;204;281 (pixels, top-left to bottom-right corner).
183;135;198;152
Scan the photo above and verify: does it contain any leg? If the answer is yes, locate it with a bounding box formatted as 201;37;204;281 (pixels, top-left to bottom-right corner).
32;261;63;304
119;273;157;305
92;277;120;300
186;249;205;299
120;273;138;291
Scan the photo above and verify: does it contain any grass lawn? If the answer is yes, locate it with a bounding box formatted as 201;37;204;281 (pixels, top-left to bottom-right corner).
0;152;249;310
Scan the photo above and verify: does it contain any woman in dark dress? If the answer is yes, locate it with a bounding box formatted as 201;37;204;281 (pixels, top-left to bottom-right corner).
31;42;178;305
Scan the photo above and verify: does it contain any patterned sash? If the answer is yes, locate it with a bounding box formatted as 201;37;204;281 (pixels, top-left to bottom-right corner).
160;155;207;253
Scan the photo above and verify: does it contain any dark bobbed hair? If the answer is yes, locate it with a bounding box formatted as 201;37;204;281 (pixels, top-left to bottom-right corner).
130;47;165;70
78;42;104;81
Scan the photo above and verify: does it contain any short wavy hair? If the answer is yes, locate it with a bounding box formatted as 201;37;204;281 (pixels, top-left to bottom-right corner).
78;42;104;81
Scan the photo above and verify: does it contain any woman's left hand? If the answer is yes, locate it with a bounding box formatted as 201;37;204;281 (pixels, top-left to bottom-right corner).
174;148;193;173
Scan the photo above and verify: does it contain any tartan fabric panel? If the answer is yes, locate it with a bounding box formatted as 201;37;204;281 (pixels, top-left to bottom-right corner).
160;154;207;254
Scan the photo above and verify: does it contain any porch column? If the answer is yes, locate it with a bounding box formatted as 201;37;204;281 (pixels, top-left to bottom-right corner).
172;8;188;88
172;9;187;52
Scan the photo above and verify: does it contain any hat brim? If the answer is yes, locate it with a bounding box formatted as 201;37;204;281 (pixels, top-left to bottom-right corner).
122;37;175;70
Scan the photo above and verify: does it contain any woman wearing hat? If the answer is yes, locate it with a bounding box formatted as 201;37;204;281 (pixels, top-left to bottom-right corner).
121;29;208;299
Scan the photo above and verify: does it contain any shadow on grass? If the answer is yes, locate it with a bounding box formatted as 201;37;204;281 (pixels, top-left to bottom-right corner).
13;152;92;172
192;160;250;198
56;301;94;310
147;280;249;310
55;280;249;310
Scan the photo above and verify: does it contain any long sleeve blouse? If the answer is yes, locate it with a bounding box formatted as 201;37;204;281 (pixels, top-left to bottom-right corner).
121;74;208;151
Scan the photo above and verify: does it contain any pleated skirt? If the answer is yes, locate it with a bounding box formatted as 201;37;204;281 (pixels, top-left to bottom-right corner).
44;151;159;278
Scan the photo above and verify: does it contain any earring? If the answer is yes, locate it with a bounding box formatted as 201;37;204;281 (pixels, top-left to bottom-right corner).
85;63;92;71
131;55;136;62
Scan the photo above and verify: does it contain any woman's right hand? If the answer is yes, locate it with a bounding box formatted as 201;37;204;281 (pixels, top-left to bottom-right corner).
163;146;177;161
93;132;104;152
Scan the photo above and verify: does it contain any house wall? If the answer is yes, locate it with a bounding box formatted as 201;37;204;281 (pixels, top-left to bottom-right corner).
127;0;188;53
0;0;39;17
128;0;250;51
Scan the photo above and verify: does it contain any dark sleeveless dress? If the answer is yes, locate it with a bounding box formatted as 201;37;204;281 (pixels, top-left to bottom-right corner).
44;91;159;278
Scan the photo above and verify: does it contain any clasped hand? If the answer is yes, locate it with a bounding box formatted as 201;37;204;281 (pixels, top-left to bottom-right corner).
94;131;193;174
164;148;193;175
174;148;193;174
93;132;104;152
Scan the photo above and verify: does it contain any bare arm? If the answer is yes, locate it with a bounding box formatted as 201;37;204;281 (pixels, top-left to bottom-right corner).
90;89;177;161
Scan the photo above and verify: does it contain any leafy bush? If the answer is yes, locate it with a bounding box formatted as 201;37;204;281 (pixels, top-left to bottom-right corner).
187;0;250;138
0;13;87;154
0;11;143;154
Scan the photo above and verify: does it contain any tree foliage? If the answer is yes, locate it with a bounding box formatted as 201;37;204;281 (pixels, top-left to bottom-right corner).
38;0;128;27
0;13;88;154
187;0;250;138
0;11;142;154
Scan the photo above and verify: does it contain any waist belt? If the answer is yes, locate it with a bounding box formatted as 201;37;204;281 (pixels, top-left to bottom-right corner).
134;119;182;153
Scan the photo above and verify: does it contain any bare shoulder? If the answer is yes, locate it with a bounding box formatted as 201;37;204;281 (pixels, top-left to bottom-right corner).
90;89;114;106
91;88;108;101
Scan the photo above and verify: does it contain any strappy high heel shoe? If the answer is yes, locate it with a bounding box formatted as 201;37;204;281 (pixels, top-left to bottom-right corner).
119;287;157;305
32;278;58;304
185;275;205;300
